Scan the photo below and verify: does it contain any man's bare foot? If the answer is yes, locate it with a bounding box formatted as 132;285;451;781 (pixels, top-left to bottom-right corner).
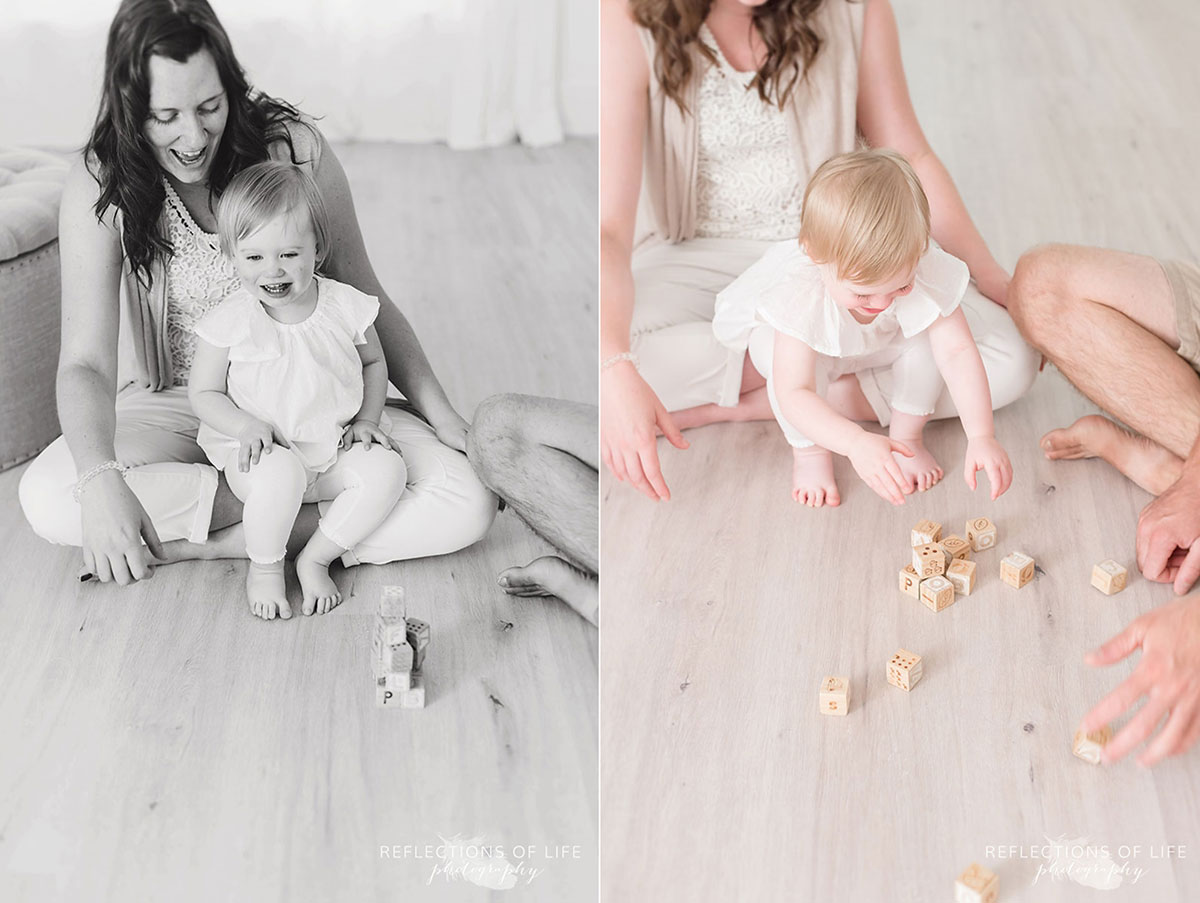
792;446;840;507
891;436;943;493
672;387;773;431
498;556;598;626
247;560;291;620
1041;414;1183;495
296;528;344;616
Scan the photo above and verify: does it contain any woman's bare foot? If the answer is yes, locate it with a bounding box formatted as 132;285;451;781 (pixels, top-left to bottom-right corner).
296;529;344;616
891;435;943;493
498;556;598;626
1041;414;1183;495
792;446;840;507
247;560;291;620
672;387;774;431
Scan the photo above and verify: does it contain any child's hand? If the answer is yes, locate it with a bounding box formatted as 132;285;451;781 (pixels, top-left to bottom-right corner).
847;432;915;506
964;435;1013;499
341;419;397;452
236;418;286;472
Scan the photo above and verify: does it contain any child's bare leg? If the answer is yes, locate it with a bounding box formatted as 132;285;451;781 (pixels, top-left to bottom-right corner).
295;529;345;616
889;411;943;493
792;445;840;507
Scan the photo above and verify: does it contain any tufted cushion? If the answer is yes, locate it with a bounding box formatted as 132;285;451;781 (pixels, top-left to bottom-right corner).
0;148;70;263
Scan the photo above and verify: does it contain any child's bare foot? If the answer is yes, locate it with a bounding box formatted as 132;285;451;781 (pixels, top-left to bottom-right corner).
498;556;598;626
1041;414;1182;495
791;446;840;507
892;436;943;493
247;560;291;620
296;529;344;615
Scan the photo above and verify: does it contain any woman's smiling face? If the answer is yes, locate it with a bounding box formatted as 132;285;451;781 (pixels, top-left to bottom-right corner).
143;47;228;185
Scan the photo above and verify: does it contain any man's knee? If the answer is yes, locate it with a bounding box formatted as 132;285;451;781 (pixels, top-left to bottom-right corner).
1009;243;1080;340
467;393;528;487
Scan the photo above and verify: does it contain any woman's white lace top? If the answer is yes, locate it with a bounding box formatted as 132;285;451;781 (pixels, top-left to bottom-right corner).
694;25;804;241
162;180;241;385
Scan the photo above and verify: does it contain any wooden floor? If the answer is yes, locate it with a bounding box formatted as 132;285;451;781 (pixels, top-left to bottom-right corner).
601;2;1200;901
0;139;597;902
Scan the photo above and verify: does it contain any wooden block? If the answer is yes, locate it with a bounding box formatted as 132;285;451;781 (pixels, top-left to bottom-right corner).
1073;724;1113;764
373;615;408;651
1000;552;1035;589
1091;559;1128;595
380;585;406;618
955;863;998;903
920;575;955;612
372;640;415;679
376;682;402;707
406;617;430;671
966;517;997;552
911;519;943;546
946;559;977;596
818;676;849;716
400;673;426;708
887;649;923;691
898;564;921;598
913;543;947;578
382;670;413;691
942;535;971;561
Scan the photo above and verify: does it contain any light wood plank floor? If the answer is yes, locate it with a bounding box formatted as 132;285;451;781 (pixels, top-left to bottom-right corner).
0;139;597;902
601;2;1200;900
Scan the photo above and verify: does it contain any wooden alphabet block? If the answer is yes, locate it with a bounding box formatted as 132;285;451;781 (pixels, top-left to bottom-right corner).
898;564;921;598
913;543;947;578
373;639;414;679
377;673;426;708
373;615;408;651
819;676;849;716
911;519;943;546
946;559;977;596
1091;560;1128;595
942;535;971;561
380;585;407;618
955;863;998;903
1000;552;1035;589
406;617;430;671
920;575;955;612
887;649;923;691
376;682;401;707
382;670;413;691
966;517;997;552
1072;724;1113;764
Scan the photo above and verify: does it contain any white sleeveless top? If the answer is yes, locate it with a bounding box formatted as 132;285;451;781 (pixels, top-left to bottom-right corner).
693;24;805;241
162;180;241;385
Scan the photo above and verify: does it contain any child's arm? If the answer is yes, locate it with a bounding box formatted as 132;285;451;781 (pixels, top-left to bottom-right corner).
187;339;284;472
926;309;1014;498
343;325;396;452
772;331;915;505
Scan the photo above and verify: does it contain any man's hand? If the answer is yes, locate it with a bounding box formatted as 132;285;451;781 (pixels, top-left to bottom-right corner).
1137;472;1200;594
1080;594;1200;766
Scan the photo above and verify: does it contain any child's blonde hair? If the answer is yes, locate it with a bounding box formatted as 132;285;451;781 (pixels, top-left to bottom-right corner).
798;148;930;285
216;161;331;269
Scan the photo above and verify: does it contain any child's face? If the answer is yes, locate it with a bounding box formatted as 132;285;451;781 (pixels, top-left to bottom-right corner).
231;209;318;311
821;264;917;323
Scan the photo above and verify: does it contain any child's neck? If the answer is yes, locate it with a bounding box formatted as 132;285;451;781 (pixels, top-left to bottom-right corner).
260;277;319;324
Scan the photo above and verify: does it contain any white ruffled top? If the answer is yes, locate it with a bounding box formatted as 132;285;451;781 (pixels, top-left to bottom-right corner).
713;240;970;359
194;276;379;474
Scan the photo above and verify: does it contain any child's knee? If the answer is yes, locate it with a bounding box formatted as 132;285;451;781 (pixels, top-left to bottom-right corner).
346;446;409;497
232;447;308;500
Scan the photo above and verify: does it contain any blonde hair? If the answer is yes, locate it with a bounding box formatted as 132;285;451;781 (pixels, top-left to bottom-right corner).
216;161;330;269
798;148;930;284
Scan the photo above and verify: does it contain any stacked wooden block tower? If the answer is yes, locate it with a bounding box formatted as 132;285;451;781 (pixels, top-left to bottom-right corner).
373;586;431;708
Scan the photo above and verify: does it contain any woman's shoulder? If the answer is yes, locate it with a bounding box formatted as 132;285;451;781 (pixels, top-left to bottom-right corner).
267;114;325;172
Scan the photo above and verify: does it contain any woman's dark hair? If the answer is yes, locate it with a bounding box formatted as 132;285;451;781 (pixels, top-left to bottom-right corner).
85;0;306;284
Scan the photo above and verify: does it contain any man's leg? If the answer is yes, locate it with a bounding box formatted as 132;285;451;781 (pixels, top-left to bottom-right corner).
1008;244;1199;493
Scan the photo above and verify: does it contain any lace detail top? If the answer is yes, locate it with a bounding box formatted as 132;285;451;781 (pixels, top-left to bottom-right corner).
162;180;241;385
694;25;804;241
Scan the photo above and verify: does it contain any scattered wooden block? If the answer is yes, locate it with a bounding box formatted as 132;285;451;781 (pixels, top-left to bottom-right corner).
913;543;947;578
946;559;977;596
955;863;998;903
819;676;850;716
1000;552;1035;589
898;564;921;598
911;519;943;546
966;517;997;552
380;585;407;618
942;535;971;561
920;575;955;612
1091;560;1128;595
887;649;923;690
1073;725;1113;764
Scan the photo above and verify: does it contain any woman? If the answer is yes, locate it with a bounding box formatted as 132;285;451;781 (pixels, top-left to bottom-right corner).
18;0;495;600
600;0;1039;501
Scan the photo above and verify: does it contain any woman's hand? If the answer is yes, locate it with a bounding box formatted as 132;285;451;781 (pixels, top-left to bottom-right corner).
236;418;286;472
426;406;469;453
974;270;1011;309
79;469;164;585
963;435;1013;499
846;432;913;506
601;360;688;501
341;419;398;453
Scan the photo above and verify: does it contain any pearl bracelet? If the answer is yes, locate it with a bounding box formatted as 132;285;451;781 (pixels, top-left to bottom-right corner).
72;460;129;502
601;351;639;372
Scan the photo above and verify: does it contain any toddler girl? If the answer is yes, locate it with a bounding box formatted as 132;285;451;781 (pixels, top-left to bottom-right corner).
189;162;407;619
713;148;1013;507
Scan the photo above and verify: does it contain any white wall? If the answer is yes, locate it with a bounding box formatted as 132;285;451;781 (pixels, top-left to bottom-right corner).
0;0;597;149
